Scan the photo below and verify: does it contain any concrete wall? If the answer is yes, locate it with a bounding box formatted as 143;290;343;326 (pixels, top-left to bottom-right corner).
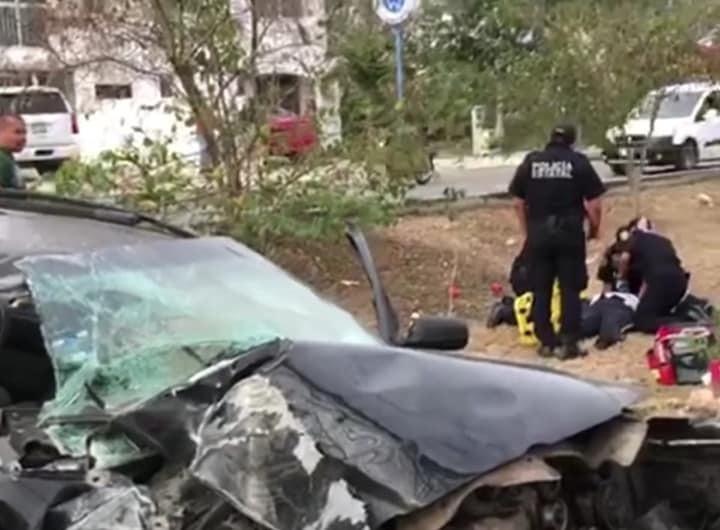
72;64;166;115
230;0;328;75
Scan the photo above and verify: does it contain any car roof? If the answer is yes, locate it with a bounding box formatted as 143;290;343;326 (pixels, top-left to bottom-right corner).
0;191;193;277
659;81;720;94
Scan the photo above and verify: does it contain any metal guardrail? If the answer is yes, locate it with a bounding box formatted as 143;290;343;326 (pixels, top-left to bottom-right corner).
402;167;720;215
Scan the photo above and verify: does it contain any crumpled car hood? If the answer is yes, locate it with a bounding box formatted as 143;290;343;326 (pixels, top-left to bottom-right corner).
184;340;642;527
4;339;641;529
10;239;644;529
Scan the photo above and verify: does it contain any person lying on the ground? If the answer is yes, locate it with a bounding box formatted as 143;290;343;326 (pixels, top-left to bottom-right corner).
619;217;690;334
581;290;638;350
575;224;643;349
489;218;714;344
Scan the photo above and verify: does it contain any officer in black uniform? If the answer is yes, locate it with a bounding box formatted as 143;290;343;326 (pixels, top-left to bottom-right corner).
508;125;606;359
618;223;689;333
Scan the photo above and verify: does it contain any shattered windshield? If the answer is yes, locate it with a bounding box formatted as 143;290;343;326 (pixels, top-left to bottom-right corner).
17;237;377;419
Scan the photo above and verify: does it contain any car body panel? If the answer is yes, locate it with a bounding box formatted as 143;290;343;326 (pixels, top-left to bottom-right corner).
345;222;401;344
0;206;171;277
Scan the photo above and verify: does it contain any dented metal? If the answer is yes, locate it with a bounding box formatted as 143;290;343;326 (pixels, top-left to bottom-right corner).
2;235;693;529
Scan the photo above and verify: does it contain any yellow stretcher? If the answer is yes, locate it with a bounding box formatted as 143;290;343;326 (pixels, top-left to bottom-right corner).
514;280;588;347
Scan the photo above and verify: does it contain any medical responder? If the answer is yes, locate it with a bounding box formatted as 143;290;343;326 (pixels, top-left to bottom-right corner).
508;124;605;359
618;219;689;333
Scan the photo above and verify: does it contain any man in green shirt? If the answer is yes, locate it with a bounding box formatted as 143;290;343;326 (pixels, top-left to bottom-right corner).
0;114;27;189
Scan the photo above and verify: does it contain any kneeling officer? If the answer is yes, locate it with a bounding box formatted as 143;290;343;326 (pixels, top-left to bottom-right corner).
508;125;606;359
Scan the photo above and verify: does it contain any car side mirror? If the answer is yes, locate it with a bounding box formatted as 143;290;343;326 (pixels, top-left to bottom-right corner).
402;316;469;351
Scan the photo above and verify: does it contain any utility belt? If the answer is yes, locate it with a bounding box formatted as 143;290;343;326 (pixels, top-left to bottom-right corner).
528;213;584;240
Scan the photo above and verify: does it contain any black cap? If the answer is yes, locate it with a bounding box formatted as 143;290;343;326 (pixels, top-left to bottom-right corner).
550;124;577;145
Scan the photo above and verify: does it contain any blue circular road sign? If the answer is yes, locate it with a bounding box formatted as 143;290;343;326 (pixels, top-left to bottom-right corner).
375;0;418;25
383;0;405;13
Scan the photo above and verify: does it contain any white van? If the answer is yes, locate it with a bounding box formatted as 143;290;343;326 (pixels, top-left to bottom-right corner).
603;82;720;175
0;86;80;172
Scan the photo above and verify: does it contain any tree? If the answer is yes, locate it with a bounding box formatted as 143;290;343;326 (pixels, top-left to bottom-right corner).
36;0;410;249
495;0;719;212
45;0;344;192
499;0;716;148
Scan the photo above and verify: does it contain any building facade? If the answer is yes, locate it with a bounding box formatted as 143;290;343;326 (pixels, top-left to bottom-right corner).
0;0;341;144
230;0;341;144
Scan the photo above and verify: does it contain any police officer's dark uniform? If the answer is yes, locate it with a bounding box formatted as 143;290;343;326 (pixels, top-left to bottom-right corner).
508;125;606;359
623;229;689;333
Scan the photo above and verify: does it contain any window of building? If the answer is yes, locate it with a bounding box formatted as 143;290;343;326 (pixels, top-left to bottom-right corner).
95;84;133;100
256;74;301;114
255;0;303;18
0;0;47;47
158;76;174;98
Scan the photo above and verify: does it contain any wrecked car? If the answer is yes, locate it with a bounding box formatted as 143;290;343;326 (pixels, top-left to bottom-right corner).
0;191;719;530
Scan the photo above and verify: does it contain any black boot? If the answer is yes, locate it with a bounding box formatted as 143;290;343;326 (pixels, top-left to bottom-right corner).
556;340;587;360
537;345;556;358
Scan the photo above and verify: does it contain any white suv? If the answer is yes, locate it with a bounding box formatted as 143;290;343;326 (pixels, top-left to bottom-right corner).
0;86;80;172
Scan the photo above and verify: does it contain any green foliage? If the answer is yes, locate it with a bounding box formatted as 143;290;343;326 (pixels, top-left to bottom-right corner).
498;0;716;149
337;15;491;148
352;0;720;151
54;136;404;252
339;30;396;138
54;136;206;216
409;0;536;71
222;180;398;251
46;0;421;253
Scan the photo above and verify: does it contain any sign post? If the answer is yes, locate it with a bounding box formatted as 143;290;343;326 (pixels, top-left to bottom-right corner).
393;26;404;101
375;0;419;103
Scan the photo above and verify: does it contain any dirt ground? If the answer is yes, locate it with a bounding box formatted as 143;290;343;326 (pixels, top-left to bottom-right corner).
276;180;720;414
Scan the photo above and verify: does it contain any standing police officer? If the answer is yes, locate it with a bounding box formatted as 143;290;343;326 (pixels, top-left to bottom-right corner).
508;125;606;359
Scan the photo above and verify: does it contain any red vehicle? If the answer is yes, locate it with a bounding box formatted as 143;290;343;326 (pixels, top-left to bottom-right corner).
698;28;720;61
195;109;318;166
267;110;318;158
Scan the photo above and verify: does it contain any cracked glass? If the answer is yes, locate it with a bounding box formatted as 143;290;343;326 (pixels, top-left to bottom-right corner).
16;236;377;424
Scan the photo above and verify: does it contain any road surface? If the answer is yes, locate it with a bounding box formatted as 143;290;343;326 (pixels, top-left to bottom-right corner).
408;162;717;202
